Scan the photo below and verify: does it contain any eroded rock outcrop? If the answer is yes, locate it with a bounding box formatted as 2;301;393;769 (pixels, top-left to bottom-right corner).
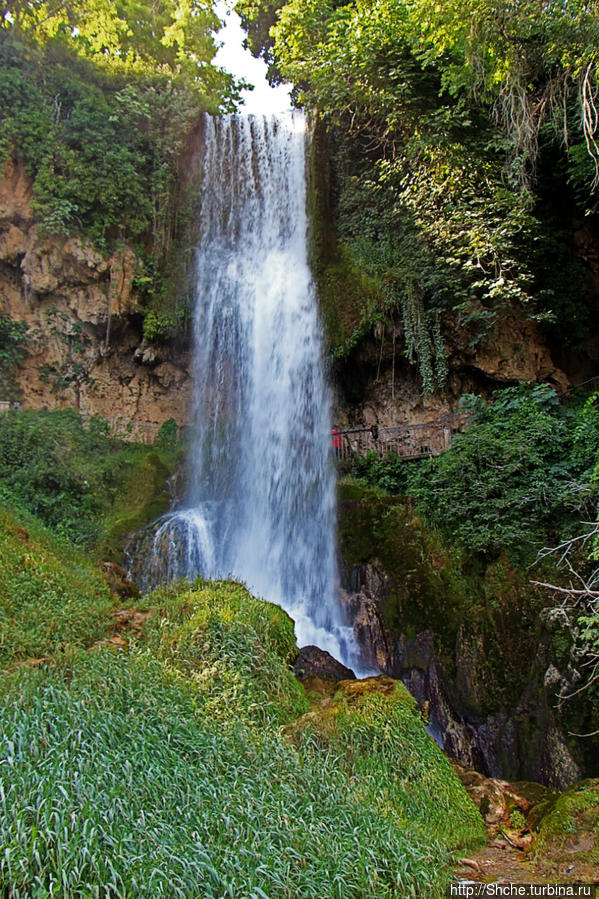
0;158;192;428
333;312;569;433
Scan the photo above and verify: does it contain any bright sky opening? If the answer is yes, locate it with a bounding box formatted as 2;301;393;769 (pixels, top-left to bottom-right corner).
213;1;293;115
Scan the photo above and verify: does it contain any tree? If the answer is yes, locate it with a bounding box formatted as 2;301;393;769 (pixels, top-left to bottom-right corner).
404;0;599;190
532;525;599;736
0;0;226;86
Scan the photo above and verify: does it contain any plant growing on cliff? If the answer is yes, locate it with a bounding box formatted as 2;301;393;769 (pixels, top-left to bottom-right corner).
0;313;29;402
0;408;177;548
38;306;96;409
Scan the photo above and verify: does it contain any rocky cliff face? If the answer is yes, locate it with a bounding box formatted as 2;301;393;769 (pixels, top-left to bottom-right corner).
337;479;599;791
0;159;192;434
332;312;569;431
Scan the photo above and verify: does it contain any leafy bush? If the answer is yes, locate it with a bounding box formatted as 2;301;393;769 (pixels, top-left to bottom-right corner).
351;450;409;495
0;409;178;550
407;384;592;557
155;416;180;448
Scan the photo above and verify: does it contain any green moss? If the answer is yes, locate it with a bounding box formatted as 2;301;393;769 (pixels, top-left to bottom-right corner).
533;779;599;875
337;477;566;723
319;251;383;357
291;676;486;855
309;120;384;358
99;446;180;560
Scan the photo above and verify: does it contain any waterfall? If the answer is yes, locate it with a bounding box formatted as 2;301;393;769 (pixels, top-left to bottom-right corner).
141;112;358;668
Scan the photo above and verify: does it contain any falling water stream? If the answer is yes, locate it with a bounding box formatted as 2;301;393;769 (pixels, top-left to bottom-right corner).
139;113;359;669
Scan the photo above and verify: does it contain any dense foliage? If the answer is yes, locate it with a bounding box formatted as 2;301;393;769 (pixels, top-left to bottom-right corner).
239;0;599;387
1;0;228;81
0;409;178;548
351;384;599;559
0;4;240;335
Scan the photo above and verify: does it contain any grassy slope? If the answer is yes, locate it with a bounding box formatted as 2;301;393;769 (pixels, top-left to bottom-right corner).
0;505;117;664
0;409;180;562
0;503;485;897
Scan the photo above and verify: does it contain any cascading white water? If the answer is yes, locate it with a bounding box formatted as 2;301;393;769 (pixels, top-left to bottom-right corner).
145;112;358;668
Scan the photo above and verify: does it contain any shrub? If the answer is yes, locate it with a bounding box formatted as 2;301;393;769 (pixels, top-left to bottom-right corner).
406;384;594;558
0;409;178;551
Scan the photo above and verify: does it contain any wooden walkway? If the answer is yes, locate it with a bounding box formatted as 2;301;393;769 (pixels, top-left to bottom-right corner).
3;373;599;455
332;413;471;461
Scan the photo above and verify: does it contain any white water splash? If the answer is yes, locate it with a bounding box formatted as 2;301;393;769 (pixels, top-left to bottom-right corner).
143;113;359;669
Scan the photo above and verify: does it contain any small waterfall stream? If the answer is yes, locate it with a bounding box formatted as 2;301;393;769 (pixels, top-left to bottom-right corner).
139;112;359;669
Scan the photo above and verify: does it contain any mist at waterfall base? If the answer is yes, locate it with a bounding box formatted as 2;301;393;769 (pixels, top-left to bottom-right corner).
137;113;362;673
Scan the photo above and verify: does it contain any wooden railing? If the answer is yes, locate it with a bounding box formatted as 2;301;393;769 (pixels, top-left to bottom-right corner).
332;413;471;461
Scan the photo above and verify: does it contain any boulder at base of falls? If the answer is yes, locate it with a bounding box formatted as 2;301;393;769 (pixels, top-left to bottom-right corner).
294;645;355;681
451;759;557;830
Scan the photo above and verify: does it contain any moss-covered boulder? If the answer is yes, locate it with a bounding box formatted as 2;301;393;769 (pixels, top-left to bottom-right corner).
532;779;599;880
142;578;309;726
289;674;487;853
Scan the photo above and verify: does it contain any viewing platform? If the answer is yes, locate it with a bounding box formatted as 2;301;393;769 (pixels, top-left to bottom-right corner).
332;413;471;461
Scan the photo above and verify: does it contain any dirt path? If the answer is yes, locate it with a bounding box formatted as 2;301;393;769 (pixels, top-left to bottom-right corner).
454;833;548;884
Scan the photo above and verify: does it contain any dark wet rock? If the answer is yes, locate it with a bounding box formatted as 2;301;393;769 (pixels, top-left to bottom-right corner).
474;714;520;779
342;589;401;676
535;725;584;791
100;561;141;599
293;645;355;681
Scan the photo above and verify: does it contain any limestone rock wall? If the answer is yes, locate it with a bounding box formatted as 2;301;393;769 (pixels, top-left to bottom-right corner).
332;312;569;431
0;159;192;431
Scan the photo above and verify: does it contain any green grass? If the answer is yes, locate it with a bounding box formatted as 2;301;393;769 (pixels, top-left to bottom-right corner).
0;493;485;896
0;505;116;666
0;648;475;898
